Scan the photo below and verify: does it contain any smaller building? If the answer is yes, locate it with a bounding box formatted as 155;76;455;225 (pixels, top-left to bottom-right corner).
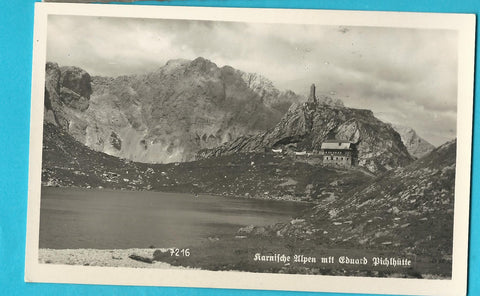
320;140;357;167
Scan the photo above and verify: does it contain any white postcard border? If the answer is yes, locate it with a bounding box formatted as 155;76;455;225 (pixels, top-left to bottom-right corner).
25;3;476;296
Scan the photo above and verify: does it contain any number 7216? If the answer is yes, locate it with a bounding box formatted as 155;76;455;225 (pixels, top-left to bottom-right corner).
169;248;190;257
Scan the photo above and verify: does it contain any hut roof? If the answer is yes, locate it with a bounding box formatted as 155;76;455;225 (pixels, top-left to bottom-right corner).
320;141;354;150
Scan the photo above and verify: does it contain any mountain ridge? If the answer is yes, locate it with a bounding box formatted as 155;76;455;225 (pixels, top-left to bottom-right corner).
197;98;414;174
44;58;303;163
45;57;428;173
391;124;435;158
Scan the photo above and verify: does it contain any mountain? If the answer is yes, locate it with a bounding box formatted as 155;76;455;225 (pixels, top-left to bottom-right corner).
42;122;373;201
44;58;301;163
45;59;414;173
391;124;435;158
239;71;303;113
273;139;456;261
198;85;414;174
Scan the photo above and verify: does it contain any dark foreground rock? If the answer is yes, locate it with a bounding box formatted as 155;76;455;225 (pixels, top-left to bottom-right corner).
129;254;153;264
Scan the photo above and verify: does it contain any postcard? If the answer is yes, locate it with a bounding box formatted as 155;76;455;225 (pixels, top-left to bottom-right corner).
25;3;475;295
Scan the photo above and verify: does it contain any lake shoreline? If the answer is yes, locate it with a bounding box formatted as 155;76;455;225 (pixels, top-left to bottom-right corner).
41;185;315;204
39;248;191;269
38;245;451;280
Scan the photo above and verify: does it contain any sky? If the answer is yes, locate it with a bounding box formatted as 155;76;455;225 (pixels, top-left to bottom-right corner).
47;15;458;146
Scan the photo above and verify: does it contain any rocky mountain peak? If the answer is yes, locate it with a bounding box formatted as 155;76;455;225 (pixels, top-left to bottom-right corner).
304;83;344;108
391;124;435;159
191;56;217;69
44;59;301;163
44;62;93;130
237;71;301;113
240;72;277;96
161;58;190;72
59;66;92;99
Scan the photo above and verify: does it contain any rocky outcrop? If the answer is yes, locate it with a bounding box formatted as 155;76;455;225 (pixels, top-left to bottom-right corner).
44;58;304;163
198;99;413;174
305;84;343;108
391;124;435;158
307;83;317;105
44;63;61;125
59;66;92;111
286;139;456;258
44;62;92;137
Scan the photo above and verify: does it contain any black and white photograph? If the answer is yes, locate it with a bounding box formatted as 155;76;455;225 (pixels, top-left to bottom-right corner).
26;4;475;295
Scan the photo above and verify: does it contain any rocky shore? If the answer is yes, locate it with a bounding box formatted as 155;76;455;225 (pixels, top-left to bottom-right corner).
39;248;189;269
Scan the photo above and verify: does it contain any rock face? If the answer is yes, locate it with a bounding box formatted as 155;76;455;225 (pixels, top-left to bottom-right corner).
198;98;414;174
44;58;302;163
294;139;456;258
44;63;92;141
307;84;317;105
391;124;435;159
239;71;302;113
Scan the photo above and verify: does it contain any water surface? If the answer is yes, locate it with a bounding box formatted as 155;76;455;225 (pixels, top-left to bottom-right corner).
40;187;308;249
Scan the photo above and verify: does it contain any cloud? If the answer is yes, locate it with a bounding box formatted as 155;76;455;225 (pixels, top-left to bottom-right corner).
47;15;458;146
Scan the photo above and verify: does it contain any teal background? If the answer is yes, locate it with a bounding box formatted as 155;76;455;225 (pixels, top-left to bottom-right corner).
0;0;476;295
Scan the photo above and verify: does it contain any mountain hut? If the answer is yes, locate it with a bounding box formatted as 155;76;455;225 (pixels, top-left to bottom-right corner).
320;140;357;167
